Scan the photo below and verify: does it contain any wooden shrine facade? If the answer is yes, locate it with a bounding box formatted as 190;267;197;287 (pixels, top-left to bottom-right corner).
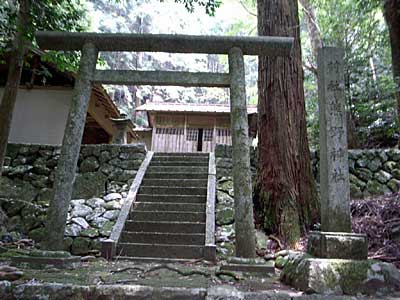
136;103;257;153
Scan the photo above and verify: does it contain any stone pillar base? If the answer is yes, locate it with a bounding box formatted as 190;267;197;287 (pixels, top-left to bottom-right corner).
308;231;368;260
280;254;400;296
101;239;116;260
10;250;80;269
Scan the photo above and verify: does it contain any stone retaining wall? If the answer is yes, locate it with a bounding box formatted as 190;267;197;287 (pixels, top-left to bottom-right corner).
0;143;146;255
215;144;400;198
3;142;400;256
311;149;400;198
215;145;258;178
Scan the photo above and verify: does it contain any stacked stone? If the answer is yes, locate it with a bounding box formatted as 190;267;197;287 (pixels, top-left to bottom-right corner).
215;177;236;259
64;192;127;255
311;149;400;198
215;177;272;260
216;144;400;198
215;144;257;179
0;143;146;255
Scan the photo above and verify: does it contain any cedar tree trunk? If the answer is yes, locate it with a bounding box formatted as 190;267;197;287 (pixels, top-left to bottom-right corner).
383;0;400;130
0;0;31;175
257;0;319;246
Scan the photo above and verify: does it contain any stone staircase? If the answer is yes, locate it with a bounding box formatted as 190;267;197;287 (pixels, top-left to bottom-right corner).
116;152;211;261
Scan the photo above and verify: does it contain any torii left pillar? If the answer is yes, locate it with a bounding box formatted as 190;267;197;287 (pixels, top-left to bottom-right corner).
44;43;98;250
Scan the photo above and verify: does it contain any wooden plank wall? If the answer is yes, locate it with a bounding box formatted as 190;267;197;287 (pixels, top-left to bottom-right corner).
152;113;232;153
215;128;232;146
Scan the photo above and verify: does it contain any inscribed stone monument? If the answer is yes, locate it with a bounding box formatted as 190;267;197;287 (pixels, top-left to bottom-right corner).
308;47;367;259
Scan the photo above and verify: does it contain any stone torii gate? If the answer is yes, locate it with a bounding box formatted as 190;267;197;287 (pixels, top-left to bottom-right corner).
35;32;293;257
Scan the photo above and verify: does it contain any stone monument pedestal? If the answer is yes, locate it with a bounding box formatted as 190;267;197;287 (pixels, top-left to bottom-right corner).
280;252;400;295
307;231;368;260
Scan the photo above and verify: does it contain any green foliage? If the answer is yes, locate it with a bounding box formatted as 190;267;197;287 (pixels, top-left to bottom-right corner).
0;0;89;71
135;117;146;127
304;0;397;148
0;1;18;52
170;0;222;16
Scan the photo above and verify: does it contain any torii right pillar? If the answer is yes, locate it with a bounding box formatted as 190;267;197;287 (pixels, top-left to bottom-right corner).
229;47;256;258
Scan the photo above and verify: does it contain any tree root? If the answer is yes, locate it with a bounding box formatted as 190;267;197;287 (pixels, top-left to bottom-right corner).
107;263;212;284
268;234;284;249
144;264;211;277
215;270;240;281
110;266;145;274
114;279;139;284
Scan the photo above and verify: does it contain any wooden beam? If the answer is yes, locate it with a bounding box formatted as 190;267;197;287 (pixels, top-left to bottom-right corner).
151;114;156;151
36;31;293;56
184;114;188;152
87;95;116;137
92;70;231;87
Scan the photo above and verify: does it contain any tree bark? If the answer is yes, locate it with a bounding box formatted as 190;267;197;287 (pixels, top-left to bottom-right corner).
0;0;31;176
257;0;319;246
383;0;400;131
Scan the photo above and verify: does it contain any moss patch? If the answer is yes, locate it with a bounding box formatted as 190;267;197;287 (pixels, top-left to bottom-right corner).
332;260;370;294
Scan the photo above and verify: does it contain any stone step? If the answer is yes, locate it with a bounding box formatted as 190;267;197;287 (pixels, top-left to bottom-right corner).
154;152;209;157
131;211;206;223
147;166;208;173
138;186;207;196
150;160;208;167
136;194;206;204
120;231;205;245
151;156;209;162
141;178;207;187
124;221;205;233
117;243;204;259
220;263;275;274
133;202;206;212
144;172;208;180
114;150;210;261
117;257;200;264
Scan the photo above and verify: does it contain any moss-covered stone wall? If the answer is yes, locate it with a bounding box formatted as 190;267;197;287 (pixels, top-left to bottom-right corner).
0;143;146;255
215;144;400;198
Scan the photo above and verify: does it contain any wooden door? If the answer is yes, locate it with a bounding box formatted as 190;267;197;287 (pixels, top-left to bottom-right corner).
185;128;199;152
202;128;214;152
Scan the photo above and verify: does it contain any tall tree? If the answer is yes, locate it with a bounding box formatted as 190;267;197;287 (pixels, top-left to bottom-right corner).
383;0;400;128
299;0;322;75
257;0;319;246
0;0;31;176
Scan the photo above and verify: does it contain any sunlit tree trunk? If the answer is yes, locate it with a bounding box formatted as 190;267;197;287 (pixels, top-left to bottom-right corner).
0;0;31;175
257;0;319;246
299;0;322;75
383;0;400;133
